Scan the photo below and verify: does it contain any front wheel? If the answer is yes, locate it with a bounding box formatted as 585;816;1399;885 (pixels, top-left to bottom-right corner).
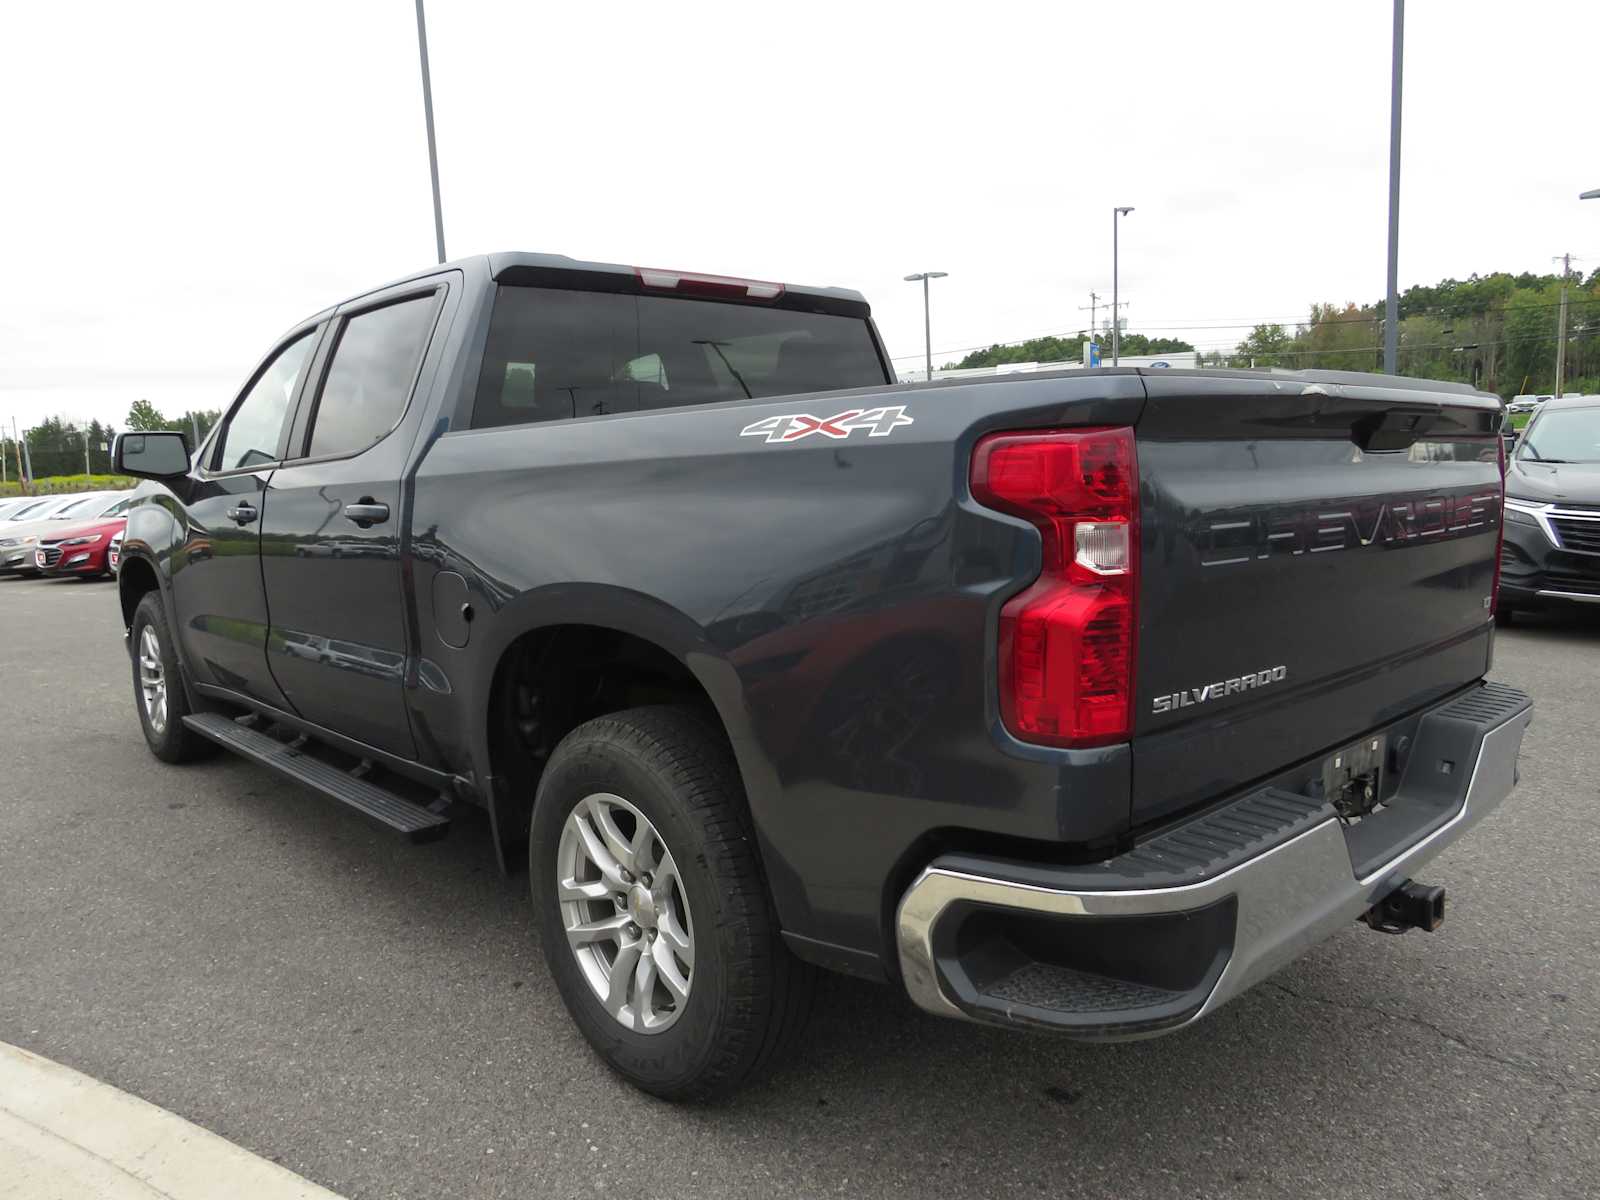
529;705;815;1100
130;591;213;763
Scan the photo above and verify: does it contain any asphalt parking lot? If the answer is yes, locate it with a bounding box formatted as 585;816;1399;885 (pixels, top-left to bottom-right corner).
2;574;1596;1200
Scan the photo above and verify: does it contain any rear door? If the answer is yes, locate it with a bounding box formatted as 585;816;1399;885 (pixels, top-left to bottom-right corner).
170;326;322;706
259;278;451;757
1131;373;1503;827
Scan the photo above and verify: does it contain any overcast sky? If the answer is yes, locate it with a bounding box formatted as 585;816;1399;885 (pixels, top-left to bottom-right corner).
2;0;1596;431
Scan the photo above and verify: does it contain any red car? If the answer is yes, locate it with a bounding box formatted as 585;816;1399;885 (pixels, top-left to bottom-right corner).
34;516;126;578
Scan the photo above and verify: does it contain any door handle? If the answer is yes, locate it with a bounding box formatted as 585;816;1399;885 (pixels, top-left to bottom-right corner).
343;500;390;528
225;502;258;526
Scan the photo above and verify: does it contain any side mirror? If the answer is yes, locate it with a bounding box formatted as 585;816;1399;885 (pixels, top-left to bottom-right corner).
114;431;191;479
1502;429;1519;446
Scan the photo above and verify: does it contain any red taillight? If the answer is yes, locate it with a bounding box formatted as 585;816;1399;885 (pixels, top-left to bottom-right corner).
971;427;1139;747
635;267;784;301
1490;434;1507;617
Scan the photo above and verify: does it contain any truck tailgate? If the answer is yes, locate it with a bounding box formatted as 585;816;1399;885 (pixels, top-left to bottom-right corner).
1131;373;1503;828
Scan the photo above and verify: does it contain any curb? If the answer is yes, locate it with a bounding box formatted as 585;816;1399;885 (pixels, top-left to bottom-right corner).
0;1041;344;1200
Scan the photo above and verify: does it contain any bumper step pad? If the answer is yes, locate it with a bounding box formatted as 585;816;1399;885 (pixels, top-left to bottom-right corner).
182;713;450;842
898;681;1533;1038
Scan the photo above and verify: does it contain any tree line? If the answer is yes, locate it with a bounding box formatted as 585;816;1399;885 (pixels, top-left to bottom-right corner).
948;331;1195;370
1217;268;1600;397
0;402;220;483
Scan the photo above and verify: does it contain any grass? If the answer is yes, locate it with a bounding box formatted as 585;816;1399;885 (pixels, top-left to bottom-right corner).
1;473;136;497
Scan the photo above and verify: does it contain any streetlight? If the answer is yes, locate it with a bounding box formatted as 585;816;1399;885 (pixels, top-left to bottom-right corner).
1112;207;1134;365
1582;189;1600;200
414;0;446;263
904;271;948;383
1384;0;1404;374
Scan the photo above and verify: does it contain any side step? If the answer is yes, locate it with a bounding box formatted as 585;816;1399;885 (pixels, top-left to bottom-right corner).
182;713;450;842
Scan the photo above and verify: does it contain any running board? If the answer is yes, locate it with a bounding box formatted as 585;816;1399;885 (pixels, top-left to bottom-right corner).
182;713;450;842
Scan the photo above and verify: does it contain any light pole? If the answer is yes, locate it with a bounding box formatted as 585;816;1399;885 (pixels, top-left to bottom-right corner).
1384;0;1404;374
1582;189;1600;200
414;0;446;264
1112;207;1133;365
904;271;948;383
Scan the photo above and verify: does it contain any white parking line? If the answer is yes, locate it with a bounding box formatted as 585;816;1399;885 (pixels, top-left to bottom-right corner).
0;1042;344;1200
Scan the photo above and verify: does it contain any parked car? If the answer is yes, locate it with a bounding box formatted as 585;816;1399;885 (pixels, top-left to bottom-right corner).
1498;393;1600;619
0;494;84;528
0;497;47;521
0;493;132;575
35;514;127;578
112;252;1529;1100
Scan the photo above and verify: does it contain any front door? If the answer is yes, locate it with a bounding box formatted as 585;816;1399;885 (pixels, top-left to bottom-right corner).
260;286;446;758
171;327;320;707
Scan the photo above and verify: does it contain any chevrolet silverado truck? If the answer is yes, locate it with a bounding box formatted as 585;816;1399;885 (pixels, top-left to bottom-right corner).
112;252;1530;1099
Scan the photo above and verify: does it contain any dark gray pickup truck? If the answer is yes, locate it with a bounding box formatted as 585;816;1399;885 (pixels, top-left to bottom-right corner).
113;252;1530;1098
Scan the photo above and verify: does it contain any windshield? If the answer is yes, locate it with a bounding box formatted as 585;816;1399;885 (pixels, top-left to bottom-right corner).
1518;408;1600;464
5;498;57;520
46;494;106;519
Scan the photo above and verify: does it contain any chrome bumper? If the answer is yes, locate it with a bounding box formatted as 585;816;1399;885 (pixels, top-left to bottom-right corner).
896;689;1532;1037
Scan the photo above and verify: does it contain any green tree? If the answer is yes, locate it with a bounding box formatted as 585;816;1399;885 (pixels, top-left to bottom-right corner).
947;331;1193;371
179;409;223;443
126;399;169;431
1235;324;1294;368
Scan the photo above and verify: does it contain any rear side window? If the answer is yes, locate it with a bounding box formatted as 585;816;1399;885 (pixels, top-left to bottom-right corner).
308;294;439;459
471;287;886;429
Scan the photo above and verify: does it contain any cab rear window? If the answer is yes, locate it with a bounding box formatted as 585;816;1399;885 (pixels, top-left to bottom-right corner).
471;287;886;429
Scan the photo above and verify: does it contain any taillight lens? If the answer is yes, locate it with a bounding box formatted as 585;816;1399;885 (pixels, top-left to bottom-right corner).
971;427;1139;747
1490;434;1507;617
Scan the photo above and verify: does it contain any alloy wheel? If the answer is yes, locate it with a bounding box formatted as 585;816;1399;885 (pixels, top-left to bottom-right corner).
138;625;167;734
555;792;694;1033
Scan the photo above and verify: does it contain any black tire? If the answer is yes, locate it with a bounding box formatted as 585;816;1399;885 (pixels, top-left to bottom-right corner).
130;591;214;763
529;705;816;1100
1495;604;1514;627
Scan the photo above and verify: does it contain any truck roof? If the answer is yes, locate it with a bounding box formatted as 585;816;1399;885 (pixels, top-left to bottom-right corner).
329;252;869;318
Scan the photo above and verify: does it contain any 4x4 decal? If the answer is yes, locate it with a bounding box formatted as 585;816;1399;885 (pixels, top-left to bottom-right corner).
740;405;913;444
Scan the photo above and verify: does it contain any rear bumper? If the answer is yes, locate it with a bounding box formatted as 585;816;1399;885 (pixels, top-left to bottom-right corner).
896;681;1532;1038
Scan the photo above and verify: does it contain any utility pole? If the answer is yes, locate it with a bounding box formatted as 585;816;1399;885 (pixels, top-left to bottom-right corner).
1555;252;1572;397
1384;0;1404;374
414;0;447;264
82;428;90;476
1077;291;1101;335
12;418;25;494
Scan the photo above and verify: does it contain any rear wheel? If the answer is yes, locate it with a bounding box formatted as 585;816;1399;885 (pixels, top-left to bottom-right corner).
1495;604;1515;627
529;705;815;1100
130;591;213;763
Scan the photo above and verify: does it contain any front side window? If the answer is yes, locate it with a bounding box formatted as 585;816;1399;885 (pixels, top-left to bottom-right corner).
216;332;317;472
307;294;439;459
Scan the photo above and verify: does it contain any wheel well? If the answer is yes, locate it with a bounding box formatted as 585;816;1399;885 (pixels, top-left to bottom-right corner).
485;624;730;866
118;556;160;627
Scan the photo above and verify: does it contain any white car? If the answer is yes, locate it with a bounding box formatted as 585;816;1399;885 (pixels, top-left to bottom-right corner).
0;494;82;527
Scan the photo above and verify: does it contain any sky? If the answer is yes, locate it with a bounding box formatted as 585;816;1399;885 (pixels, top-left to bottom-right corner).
2;0;1597;432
